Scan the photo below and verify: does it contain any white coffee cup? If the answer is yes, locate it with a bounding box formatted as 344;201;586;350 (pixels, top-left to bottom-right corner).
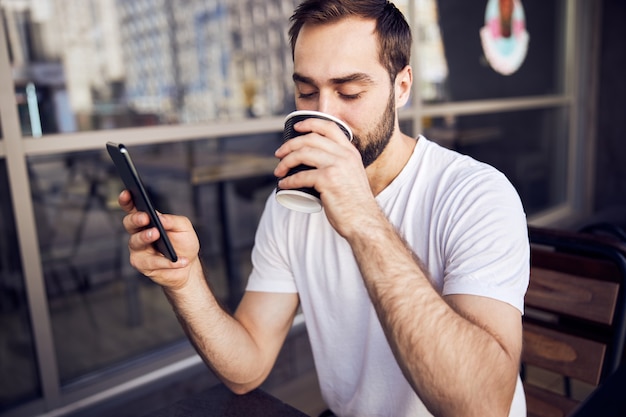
276;110;353;213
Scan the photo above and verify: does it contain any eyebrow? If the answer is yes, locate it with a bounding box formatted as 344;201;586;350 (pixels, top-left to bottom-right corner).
292;72;376;87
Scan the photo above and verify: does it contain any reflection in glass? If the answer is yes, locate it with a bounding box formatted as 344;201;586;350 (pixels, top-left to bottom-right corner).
423;108;568;216
27;136;278;383
0;160;40;410
3;0;300;136
415;0;449;102
29;145;185;383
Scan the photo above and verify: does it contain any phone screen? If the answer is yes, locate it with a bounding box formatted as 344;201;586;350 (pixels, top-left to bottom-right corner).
106;142;178;262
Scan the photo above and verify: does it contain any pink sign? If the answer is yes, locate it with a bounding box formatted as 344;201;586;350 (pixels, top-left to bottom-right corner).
480;0;529;75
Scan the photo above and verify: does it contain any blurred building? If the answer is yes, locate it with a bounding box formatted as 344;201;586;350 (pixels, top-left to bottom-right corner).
2;0;299;133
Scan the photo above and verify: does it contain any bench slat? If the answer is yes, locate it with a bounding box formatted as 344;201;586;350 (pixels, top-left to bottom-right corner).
524;384;579;417
523;323;606;385
527;266;619;325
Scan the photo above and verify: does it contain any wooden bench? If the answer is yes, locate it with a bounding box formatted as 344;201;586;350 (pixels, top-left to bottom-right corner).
523;226;626;417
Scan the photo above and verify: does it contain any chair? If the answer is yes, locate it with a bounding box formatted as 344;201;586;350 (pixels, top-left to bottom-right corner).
579;222;626;243
522;226;626;417
568;362;626;417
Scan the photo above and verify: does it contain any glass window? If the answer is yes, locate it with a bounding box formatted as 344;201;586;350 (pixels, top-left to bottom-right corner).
29;145;187;383
418;0;566;102
0;160;40;410
423;107;569;216
4;0;300;136
28;135;278;383
0;0;580;413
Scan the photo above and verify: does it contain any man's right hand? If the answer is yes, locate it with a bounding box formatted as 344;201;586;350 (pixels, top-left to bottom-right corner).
118;190;201;290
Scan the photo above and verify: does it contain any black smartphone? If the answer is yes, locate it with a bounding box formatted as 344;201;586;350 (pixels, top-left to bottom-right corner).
106;142;178;262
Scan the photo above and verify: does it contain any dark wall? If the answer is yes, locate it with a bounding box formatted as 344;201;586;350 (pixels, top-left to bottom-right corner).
437;0;560;101
594;0;626;217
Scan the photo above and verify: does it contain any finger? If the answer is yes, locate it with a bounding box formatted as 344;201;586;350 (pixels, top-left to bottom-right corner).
274;143;329;178
276;166;318;191
156;213;193;234
275;133;308;160
122;211;151;234
275;129;338;163
128;226;160;252
275;119;350;159
129;249;188;276
275;127;360;176
295;118;351;144
118;190;137;214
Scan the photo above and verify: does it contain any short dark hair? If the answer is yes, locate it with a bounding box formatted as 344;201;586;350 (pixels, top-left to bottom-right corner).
288;0;412;81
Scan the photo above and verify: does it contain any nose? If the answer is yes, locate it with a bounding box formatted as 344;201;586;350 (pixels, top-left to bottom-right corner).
317;91;340;117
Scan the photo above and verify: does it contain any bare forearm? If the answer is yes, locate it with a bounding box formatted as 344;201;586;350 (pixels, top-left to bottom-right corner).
120;204;277;392
347;213;518;416
162;261;270;393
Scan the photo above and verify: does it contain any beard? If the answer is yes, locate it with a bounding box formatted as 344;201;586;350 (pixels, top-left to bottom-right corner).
351;88;396;168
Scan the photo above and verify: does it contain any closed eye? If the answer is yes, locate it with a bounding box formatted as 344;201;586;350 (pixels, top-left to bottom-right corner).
298;91;318;100
340;92;362;100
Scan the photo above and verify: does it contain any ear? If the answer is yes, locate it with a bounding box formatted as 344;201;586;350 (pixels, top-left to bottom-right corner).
394;65;413;108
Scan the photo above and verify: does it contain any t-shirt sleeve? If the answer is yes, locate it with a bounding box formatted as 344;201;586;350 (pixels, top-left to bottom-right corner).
440;170;530;314
245;195;298;294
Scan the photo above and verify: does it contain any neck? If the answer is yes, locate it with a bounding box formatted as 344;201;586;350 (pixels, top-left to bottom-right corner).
366;132;417;196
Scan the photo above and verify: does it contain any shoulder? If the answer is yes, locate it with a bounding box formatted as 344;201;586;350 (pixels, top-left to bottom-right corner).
417;137;501;182
416;137;522;208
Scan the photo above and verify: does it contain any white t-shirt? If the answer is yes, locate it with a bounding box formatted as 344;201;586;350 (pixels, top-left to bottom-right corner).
247;136;529;417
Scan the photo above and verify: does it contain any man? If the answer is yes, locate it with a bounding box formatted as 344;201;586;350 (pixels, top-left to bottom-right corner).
120;1;529;416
